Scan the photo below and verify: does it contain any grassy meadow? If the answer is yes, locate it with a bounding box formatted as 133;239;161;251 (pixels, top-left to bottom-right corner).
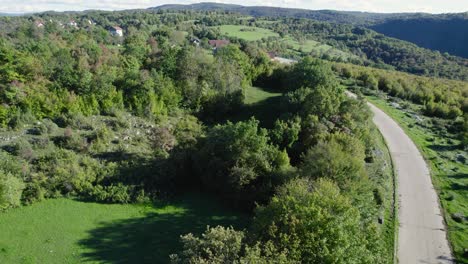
244;86;281;105
216;25;356;61
217;25;279;41
0;195;247;264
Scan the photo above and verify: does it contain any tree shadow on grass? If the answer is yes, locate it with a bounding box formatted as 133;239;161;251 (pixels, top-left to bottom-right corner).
229;96;287;128
78;195;247;264
448;173;468;180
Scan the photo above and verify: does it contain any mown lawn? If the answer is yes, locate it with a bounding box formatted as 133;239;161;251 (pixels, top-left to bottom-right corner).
217;25;279;41
366;95;468;263
0;195;247;264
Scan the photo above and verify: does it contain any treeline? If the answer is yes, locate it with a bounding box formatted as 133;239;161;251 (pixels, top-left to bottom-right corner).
333;63;468;119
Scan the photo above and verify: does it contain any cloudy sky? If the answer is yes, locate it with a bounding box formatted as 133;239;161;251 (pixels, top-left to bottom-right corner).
1;0;468;14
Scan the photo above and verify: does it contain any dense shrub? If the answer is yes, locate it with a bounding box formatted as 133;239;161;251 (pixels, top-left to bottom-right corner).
0;170;25;210
170;226;289;264
194;118;290;205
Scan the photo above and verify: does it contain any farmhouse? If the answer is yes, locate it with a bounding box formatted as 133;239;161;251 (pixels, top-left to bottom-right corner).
109;26;124;37
68;20;78;28
34;21;44;28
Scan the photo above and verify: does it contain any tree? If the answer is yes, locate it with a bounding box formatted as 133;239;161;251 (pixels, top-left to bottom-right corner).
270;117;301;149
291;57;337;90
0;41;22;83
215;45;253;86
194;119;290;204
300;133;367;187
302;84;345;118
252;178;377;264
170;226;245;264
123;28;150;64
0;170;25;210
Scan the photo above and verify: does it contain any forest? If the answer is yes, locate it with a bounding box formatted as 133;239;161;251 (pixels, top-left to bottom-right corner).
0;7;466;263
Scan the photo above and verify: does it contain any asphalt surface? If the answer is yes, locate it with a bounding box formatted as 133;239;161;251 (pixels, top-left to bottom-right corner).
363;97;454;264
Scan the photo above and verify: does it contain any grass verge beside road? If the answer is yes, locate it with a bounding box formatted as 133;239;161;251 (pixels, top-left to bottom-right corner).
366;94;467;263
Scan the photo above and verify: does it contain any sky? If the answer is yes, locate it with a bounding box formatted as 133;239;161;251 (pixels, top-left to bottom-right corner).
1;0;468;14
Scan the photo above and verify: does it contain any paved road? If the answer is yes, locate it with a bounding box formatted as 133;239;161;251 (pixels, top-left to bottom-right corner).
354;93;453;263
274;56;455;263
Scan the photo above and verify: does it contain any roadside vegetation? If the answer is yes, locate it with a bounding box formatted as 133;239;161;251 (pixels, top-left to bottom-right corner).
335;63;467;262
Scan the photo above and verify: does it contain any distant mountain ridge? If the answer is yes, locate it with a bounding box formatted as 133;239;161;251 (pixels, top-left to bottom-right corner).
0;13;25;17
152;3;403;25
152;3;468;58
370;16;468;58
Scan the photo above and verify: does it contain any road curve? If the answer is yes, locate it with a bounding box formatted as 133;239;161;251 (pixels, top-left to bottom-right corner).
273;56;454;263
357;94;453;264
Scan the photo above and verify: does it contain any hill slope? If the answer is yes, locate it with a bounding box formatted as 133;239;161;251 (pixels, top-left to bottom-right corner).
152;3;468;58
371;15;468;58
152;2;400;24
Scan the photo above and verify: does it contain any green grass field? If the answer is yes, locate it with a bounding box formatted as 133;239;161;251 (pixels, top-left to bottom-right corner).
365;94;468;263
215;24;356;61
281;36;357;60
227;86;283;128
0;195;246;264
244;86;281;105
217;25;279;41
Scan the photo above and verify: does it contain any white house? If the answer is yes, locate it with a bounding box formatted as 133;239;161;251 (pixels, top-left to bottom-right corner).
109;26;123;37
34;21;44;28
68;20;78;28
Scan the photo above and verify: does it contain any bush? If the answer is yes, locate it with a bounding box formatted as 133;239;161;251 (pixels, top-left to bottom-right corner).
53;127;87;151
8;110;36;130
170;226;289;264
0;170;25;210
37;119;59;135
89;184;133;204
170;226;245;264
12;139;35;161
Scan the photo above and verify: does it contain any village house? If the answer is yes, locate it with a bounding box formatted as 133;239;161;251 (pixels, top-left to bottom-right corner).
68;20;78;28
109;26;124;37
34;21;44;28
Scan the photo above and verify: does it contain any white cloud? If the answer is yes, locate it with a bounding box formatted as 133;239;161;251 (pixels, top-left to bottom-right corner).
1;0;467;14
